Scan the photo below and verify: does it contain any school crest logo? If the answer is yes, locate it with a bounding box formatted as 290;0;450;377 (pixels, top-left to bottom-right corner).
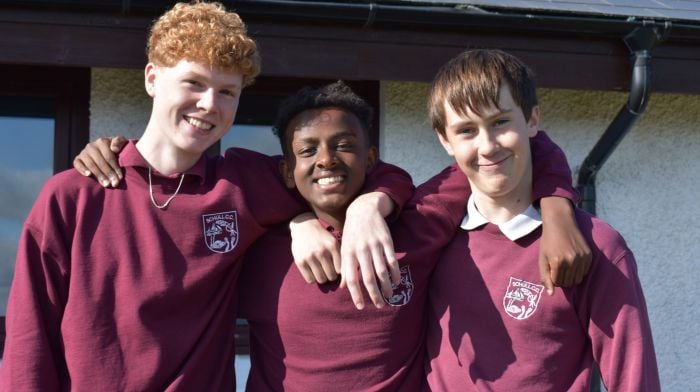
503;277;544;320
384;265;414;307
202;211;239;253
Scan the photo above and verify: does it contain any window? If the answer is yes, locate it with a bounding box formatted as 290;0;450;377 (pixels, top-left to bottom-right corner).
0;65;90;354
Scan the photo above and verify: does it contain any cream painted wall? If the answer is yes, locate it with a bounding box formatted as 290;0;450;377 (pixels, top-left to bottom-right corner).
382;80;699;391
91;68;150;139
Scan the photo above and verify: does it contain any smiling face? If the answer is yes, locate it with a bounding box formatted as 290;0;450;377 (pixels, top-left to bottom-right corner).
281;107;377;229
144;59;243;161
437;84;539;206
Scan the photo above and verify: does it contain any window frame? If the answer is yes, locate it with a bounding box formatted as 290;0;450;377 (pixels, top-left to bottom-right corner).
0;64;90;354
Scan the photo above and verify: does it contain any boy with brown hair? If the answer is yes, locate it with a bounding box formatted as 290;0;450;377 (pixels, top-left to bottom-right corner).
424;49;659;390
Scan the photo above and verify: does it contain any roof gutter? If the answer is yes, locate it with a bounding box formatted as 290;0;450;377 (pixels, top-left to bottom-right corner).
576;23;669;215
226;0;700;41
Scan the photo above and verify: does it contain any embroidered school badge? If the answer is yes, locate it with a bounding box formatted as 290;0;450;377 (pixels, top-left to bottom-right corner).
384;265;414;307
503;277;544;320
202;211;239;253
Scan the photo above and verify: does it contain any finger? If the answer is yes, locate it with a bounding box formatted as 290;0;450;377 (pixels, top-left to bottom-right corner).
80;145;113;187
331;244;342;275
310;259;329;284
110;137;128;180
357;250;383;309
371;248;393;299
553;261;566;289
73;157;92;177
581;252;593;278
93;140;122;187
343;258;365;310
383;243;401;286
320;256;338;282
573;257;585;285
111;136;129;153
574;251;592;285
539;257;555;296
563;261;575;288
294;261;316;284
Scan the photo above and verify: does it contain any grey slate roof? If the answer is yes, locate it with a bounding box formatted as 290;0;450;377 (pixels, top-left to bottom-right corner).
395;0;700;23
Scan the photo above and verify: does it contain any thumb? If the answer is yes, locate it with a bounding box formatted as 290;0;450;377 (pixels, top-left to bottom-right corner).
539;257;555;296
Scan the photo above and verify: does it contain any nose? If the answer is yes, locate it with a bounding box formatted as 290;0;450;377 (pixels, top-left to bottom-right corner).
316;146;337;169
196;89;217;113
477;129;499;156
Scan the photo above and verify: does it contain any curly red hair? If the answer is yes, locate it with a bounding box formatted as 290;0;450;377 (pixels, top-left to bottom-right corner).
148;1;260;86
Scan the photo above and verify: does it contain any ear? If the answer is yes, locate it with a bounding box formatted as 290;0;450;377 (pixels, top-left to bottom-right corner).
527;106;540;137
365;146;378;173
278;159;296;189
436;130;455;156
144;63;157;98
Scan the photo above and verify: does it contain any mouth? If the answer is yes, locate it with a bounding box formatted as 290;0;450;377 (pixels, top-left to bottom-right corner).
477;154;510;169
315;175;345;186
184;115;214;131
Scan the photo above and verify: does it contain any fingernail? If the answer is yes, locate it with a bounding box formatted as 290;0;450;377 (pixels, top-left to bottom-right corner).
101;179;110;187
355;302;364;310
84;170;91;176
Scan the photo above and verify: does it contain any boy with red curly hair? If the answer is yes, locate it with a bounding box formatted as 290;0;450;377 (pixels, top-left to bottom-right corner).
0;2;410;390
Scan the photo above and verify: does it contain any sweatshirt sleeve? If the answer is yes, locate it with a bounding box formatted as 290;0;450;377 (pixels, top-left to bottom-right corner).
531;131;579;203
361;159;414;218
580;231;660;391
0;187;70;391
391;165;470;258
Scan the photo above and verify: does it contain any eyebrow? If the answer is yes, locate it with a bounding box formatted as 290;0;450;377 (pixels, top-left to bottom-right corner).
181;71;242;91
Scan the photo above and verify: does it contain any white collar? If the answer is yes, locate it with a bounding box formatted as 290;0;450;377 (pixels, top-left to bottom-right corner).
460;194;542;241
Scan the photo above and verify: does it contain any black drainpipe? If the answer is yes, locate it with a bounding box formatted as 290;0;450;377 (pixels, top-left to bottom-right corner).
576;23;669;215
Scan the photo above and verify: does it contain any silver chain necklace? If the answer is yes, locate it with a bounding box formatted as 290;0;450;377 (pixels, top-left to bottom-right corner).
148;166;186;209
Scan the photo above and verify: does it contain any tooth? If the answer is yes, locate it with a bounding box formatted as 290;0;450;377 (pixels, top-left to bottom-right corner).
318;176;343;185
187;117;212;130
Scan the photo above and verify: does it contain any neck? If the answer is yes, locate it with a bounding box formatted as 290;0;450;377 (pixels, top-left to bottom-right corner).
136;128;201;175
471;179;533;225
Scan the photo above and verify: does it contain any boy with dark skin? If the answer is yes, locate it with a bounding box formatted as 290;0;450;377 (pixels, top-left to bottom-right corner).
76;81;589;389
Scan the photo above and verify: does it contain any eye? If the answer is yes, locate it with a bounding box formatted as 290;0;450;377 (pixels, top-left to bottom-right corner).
335;140;355;151
457;127;477;136
220;89;238;98
493;118;510;128
183;79;203;90
297;147;316;157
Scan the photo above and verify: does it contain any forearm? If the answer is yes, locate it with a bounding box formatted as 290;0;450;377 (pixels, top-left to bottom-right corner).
361;160;414;216
347;191;394;219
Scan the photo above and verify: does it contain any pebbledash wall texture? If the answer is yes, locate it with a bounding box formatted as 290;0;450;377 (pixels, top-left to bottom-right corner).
91;68;699;391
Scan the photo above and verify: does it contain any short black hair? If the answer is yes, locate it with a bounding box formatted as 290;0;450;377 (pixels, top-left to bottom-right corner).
273;81;373;156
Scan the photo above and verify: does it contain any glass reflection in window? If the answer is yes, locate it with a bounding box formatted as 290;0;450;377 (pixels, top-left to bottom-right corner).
0;116;54;314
